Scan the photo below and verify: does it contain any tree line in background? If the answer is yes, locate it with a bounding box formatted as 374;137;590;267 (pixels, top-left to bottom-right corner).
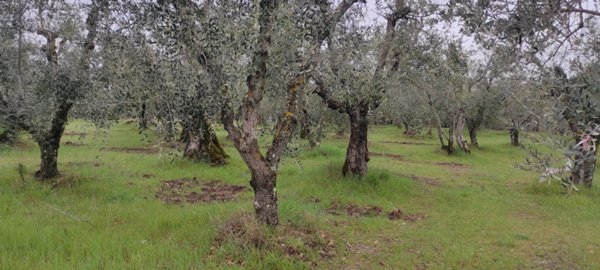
0;0;599;225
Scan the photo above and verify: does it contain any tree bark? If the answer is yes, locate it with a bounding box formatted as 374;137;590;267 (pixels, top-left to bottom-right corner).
468;126;478;148
137;102;148;131
30;1;105;180
343;106;369;177
402;121;416;136
181;113;228;165
35;138;60;179
250;168;278;225
453;108;470;153
570;136;597;188
34;101;72;180
446;124;455;154
466;106;484;148
510;127;519;146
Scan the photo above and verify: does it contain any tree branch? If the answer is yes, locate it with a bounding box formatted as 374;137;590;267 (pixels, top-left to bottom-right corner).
265;75;305;167
370;3;411;109
222;0;279;167
560;8;600;17
311;73;347;113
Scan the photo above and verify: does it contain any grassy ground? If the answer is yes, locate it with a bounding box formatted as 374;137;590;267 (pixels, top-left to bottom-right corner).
1;121;600;269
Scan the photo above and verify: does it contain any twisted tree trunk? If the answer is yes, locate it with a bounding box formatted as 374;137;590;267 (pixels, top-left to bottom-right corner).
453;108;470;153
36;137;60;179
34;101;72;179
343;106;369;177
249;163;278;225
30;1;105;180
181;112;228;165
466;106;485;148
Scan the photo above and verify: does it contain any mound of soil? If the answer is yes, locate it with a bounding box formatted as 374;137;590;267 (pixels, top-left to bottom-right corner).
100;147;159;154
326;201;382;217
155;178;246;204
211;214;336;265
388;209;404;220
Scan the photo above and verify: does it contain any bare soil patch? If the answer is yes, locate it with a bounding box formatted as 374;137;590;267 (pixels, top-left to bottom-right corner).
63;132;87;136
380;141;434;146
388;208;428;222
369;152;405;161
325;201;382;217
155;178;246;204
370;152;470;170
346;242;378;255
100;147;159;154
64;141;86;147
434;161;469;169
65;161;101;167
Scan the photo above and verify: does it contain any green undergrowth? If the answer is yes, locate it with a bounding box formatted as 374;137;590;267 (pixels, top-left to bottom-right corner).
1;122;600;269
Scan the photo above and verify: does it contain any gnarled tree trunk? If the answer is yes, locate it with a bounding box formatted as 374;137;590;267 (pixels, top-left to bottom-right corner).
36;138;60;179
33;101;72;180
29;1;105;180
181;112;228;165
249;165;278;225
466;106;485;148
453;108;470;153
343;106;369;177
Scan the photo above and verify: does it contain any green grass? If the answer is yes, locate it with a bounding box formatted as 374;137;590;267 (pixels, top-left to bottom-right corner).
1;122;600;269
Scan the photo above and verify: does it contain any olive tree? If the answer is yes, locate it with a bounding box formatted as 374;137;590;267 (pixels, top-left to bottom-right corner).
136;0;362;226
450;0;600;187
310;0;419;176
0;0;108;179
